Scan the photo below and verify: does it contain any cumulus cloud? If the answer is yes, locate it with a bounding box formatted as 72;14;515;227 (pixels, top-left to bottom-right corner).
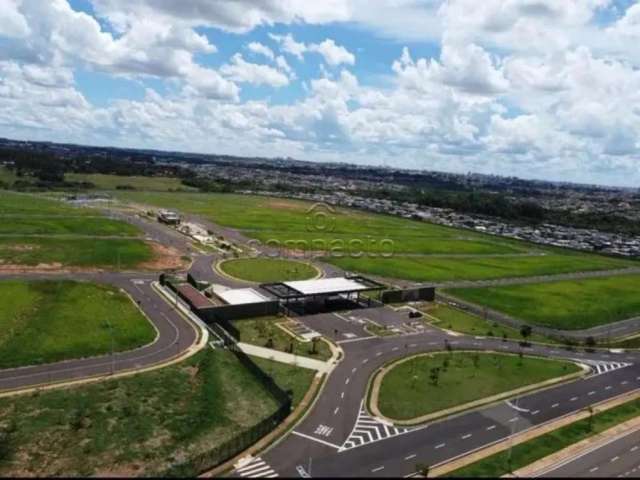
246;42;274;60
270;33;355;66
308;39;356;66
0;0;639;185
220;54;290;87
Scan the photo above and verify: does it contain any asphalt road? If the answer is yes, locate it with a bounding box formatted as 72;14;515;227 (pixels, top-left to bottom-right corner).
540;428;640;477
0;273;199;393
232;305;640;478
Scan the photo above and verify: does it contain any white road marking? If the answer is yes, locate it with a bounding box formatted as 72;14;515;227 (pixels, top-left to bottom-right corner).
552;403;560;408
291;431;340;449
462;434;472;439
486;425;496;431
371;466;385;473
570;397;578;402
345;378;350;385
405;454;417;461
334;407;340;415
435;443;445;449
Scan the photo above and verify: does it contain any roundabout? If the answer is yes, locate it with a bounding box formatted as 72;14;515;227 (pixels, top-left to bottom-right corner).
216;257;322;283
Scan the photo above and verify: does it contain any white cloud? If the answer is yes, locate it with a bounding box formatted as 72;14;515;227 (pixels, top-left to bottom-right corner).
220;54;289;87
308;39;355;66
246;42;274;60
270;33;355;67
269;33;307;60
1;0;639;186
0;0;30;38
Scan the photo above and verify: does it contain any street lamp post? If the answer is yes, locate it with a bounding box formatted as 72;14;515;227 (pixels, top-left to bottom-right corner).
105;319;115;375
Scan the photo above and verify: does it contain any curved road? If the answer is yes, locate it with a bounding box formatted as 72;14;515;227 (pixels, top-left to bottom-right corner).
235;307;640;477
0;279;200;393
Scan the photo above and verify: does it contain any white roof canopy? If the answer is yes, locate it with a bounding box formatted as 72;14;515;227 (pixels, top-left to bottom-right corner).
284;277;368;296
217;288;269;305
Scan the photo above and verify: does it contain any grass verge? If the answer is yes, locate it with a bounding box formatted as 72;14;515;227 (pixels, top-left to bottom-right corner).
0;348;289;476
0;280;156;369
448;274;640;330
233;317;332;361
424;304;557;344
219;258;319;283
448;394;640;477
377;352;579;421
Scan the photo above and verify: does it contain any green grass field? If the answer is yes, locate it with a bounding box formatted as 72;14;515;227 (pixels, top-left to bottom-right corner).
233;316;332;361
0;280;156;368
425;304;557;344
0;190;93;216
0;191;152;269
377;353;579;420
113;191;636;283
0;348;312;476
448;274;640;330
219;258;318;283
65;173;196;192
330;253;633;283
449;396;640;477
0;237;153;268
114;192;529;255
0;217;139;236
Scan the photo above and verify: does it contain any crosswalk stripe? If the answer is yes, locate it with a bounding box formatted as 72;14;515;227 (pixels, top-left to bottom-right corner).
234;457;279;478
572;359;633;377
339;402;414;452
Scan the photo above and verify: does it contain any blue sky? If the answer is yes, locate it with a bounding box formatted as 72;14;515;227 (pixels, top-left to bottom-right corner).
0;0;639;186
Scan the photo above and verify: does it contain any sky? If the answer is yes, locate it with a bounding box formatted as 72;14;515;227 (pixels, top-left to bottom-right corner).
0;1;639;187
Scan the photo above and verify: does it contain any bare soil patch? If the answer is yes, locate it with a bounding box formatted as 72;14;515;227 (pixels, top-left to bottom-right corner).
139;242;188;271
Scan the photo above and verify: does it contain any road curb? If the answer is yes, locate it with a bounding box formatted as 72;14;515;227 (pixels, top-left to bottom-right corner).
367;351;586;426
428;388;640;478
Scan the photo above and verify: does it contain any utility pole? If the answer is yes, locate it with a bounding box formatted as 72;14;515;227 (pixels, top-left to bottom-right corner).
507;396;519;474
105;319;115;375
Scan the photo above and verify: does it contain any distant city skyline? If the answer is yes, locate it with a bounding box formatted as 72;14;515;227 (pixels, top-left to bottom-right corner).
1;1;639;187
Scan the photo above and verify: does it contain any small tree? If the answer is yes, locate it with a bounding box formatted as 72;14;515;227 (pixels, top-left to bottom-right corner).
429;367;441;386
520;325;532;345
518;349;524;366
310;337;318;355
587;405;595;431
585;336;597;351
502;332;507;342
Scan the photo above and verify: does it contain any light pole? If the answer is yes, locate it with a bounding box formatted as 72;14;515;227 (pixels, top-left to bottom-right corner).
105;318;115;375
507;396;519;474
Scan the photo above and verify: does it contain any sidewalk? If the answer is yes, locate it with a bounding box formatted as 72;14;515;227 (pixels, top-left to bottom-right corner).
237;342;332;373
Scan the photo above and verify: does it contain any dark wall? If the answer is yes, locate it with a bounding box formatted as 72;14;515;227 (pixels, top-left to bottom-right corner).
197;301;280;322
381;286;435;304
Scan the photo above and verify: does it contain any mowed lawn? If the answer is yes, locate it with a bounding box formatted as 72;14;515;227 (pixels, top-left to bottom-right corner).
0;191;152;268
0;280;156;368
448;274;640;330
115;191;527;255
0;237;153;268
0;349;312;476
219;258;318;282
377;353;579;420
0;217;139;236
233;316;332;361
65;173;196;192
330;253;634;283
425;304;556;344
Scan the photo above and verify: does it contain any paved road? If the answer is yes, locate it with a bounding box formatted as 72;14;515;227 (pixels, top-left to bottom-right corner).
228;304;640;478
540;427;640;477
0;273;199;393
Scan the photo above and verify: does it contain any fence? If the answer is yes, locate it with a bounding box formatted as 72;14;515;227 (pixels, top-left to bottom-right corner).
158;295;292;477
162;402;291;477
